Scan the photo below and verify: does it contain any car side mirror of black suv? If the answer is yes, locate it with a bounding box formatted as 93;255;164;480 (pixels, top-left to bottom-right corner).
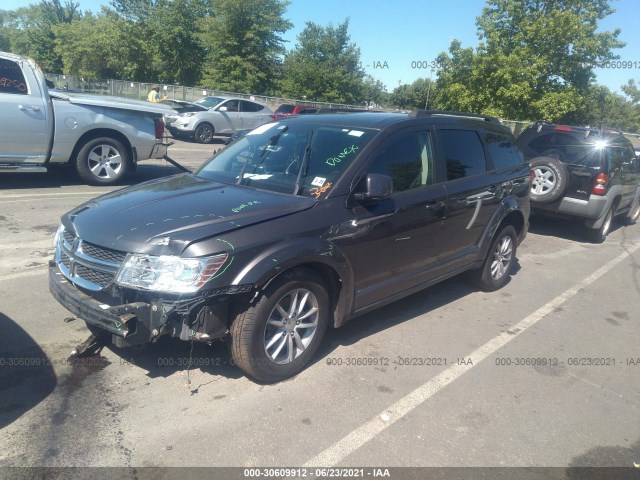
353;173;394;203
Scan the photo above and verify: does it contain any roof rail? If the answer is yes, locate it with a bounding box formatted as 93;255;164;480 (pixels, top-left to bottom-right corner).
409;110;501;124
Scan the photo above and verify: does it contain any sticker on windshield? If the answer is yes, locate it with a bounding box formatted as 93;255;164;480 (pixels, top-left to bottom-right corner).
242;173;273;180
247;123;279;135
311;177;326;187
348;130;365;137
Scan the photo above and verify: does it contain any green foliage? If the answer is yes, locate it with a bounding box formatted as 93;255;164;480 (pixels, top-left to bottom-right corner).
390;77;437;110
582;85;640;132
622;79;640;105
362;75;388;107
280;19;366;103
27;0;82;73
198;0;291;94
435;0;626;122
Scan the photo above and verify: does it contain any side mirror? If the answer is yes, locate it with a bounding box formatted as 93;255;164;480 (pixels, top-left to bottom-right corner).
218;106;228;112
353;173;393;203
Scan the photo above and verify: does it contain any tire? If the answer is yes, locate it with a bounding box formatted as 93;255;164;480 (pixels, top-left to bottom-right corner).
623;195;640;226
229;268;329;383
76;137;129;186
588;206;614;243
530;156;568;203
194;123;214;144
471;225;518;291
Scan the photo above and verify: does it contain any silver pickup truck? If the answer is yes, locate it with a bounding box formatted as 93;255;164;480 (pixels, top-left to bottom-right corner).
0;52;175;185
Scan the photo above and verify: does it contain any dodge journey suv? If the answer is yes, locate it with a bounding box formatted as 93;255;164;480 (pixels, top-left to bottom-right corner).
50;111;530;382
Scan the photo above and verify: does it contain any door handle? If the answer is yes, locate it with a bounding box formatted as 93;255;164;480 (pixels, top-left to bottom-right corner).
18;105;40;112
425;200;445;209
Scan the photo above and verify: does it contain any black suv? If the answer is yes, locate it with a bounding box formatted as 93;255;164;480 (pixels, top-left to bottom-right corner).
50;111;530;382
517;122;640;242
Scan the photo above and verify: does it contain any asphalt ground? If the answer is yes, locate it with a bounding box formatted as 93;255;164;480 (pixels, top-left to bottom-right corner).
0;137;639;479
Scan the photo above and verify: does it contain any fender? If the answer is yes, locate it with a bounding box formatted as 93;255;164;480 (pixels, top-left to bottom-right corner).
585;185;624;229
478;195;527;260
231;237;355;327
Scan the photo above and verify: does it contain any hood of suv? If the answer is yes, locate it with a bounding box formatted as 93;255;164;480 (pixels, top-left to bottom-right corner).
63;174;315;255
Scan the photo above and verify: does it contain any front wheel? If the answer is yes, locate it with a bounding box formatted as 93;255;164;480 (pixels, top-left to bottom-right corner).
76;137;129;186
194;123;214;144
229;268;329;383
471;225;518;291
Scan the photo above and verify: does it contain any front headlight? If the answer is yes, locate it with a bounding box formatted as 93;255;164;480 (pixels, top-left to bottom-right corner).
116;253;228;293
179;112;197;118
53;223;64;247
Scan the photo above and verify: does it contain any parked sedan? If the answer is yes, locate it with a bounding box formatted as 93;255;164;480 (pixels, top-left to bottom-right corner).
168;97;273;143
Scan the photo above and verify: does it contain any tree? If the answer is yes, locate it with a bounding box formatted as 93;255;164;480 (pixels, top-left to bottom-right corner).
53;10;147;80
280;19;365;103
435;0;625;121
27;0;82;73
583;85;640;132
622;79;640;105
389;78;438;110
198;0;291;94
361;75;387;107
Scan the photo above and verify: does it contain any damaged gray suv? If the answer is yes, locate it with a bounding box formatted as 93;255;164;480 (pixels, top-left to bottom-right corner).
50;111;530;382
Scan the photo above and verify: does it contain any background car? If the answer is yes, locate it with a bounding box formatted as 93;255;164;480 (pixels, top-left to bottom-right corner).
162;99;208;128
168;97;273;143
517;122;640;242
271;103;319;119
194;95;227;109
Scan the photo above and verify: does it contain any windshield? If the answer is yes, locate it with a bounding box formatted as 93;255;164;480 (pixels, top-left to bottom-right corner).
195;96;225;108
195;122;377;198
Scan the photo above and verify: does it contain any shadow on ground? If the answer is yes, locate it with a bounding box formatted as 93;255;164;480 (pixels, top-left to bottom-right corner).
0;312;57;429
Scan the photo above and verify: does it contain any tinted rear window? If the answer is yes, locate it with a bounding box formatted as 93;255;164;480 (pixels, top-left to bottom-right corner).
440;129;487;180
485;132;524;169
519;131;604;167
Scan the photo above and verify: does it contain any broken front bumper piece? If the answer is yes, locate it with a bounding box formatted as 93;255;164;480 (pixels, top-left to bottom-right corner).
48;261;251;348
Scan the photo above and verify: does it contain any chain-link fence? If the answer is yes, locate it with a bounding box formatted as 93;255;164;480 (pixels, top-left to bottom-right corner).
45;73;539;132
45;73;371;112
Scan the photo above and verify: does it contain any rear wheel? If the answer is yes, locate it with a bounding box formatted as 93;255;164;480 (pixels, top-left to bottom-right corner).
195;123;214;144
471;225;518;291
76;137;129;186
229;268;329;383
588;206;614;243
623;196;640;226
530;157;568;203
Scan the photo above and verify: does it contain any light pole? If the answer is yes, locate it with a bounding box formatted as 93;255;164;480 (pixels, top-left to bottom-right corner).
425;68;435;110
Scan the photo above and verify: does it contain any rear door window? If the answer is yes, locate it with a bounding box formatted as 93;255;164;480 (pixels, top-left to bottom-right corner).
0;59;28;95
484;132;524;170
439;129;487;180
241;100;264;112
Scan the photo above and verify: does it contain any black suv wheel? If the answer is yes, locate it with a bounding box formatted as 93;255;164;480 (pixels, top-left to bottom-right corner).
229;268;329;382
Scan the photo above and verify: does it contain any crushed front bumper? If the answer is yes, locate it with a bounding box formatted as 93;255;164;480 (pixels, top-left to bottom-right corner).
49;261;252;348
49;261;158;347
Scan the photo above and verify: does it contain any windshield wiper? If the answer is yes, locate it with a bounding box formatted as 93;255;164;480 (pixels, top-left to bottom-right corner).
293;130;313;195
236;126;288;184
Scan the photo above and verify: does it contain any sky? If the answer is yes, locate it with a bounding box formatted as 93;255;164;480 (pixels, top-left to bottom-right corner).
3;0;639;94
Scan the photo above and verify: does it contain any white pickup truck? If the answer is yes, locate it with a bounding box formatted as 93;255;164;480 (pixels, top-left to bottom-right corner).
0;52;175;185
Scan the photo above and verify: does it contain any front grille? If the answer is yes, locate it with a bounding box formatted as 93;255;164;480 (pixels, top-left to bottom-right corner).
80;242;127;265
75;264;113;288
62;230;75;244
54;226;126;291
